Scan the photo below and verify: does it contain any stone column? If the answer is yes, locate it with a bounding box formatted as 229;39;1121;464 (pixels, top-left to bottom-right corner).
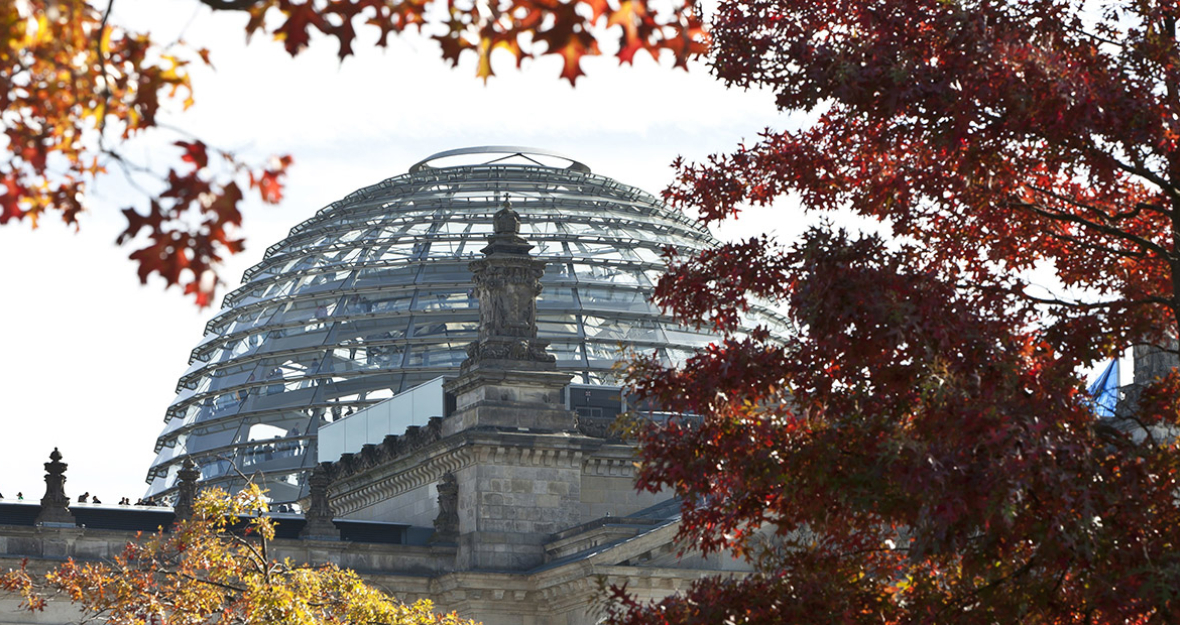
442;197;585;570
299;463;340;540
173;456;200;522
35;448;75;527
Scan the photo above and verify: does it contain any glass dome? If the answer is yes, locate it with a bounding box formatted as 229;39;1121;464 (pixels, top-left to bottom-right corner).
145;147;790;502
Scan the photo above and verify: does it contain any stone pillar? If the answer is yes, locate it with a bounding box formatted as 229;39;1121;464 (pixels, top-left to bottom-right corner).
299;463;340;540
35;448;75;527
442;197;576;436
442;197;585;570
173;456;200;522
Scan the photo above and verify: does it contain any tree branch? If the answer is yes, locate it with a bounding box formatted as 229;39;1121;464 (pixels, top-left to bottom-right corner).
195;0;261;10
1042;229;1148;261
1013;291;1170;310
1017;196;1174;261
1090;145;1179;203
173;570;248;595
225;533;268;574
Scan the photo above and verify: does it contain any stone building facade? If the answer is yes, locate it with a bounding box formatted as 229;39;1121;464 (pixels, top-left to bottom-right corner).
0;199;746;625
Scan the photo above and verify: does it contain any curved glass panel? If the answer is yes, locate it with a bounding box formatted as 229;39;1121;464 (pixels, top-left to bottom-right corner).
146;149;790;503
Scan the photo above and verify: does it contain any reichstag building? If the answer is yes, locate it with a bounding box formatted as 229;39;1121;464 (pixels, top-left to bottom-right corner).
146;147;790;503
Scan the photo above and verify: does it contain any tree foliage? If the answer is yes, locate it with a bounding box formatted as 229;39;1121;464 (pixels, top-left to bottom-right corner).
608;1;1180;623
0;486;478;625
2;0;293;306
2;0;704;305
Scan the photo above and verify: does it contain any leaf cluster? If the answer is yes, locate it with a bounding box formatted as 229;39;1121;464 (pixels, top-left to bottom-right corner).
3;0;707;305
618;227;1180;623
215;0;705;83
1;1;292;306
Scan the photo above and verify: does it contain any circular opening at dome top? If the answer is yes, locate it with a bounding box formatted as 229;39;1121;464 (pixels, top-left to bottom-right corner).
409;146;591;174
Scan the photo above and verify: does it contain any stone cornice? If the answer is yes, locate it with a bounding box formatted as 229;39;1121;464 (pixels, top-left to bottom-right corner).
331;443;474;516
581;449;639;478
329;428;610;516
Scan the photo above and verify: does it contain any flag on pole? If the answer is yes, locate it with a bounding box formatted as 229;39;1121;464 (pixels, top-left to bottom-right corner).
1087;358;1120;418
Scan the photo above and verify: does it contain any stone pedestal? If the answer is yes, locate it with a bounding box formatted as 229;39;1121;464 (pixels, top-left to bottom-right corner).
442;365;574;436
441;197;577;437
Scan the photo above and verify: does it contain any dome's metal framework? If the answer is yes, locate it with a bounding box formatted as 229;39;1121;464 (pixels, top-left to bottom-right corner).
146;147;790;502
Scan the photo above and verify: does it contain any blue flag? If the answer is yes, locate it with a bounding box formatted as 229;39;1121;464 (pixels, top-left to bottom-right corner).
1087;358;1120;418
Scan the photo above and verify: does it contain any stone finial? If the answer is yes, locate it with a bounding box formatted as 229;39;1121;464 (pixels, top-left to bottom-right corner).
173;456;201;522
492;196;521;235
480;196;533;257
36;448;75;527
299;463;339;541
429;472;459;544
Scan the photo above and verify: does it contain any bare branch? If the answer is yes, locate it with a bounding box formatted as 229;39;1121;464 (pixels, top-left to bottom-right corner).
195;0;260;9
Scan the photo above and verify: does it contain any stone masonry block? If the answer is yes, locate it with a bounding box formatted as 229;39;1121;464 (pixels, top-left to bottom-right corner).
510;479;536;493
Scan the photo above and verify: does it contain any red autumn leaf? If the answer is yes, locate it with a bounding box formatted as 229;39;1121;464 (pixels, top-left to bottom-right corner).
176;140;208;169
249;155;292;205
0;175;26;224
274;2;327;56
128;235;190;287
607;0;656;65
209;181;245;227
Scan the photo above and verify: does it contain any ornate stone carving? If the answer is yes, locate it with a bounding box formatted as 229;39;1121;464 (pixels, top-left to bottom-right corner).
300;463;340;540
36;448;75;526
173;456;200;521
461;197;557;369
465;339;556;364
493;200;521;234
429;472;459;544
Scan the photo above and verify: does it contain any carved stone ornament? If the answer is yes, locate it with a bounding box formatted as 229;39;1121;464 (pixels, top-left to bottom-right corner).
36;448;75;526
461;196;559;369
465;339;556;364
300;463;340;540
493;199;521;235
429;472;460;544
173;456;201;521
325;417;444;482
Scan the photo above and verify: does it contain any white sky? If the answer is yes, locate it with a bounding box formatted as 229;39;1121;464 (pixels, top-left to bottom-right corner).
0;1;810;502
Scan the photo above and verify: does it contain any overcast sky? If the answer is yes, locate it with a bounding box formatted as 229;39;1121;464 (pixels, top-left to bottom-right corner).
0;1;812;502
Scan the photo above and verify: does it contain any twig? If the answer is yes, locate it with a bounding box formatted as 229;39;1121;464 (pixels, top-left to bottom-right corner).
95;0;115;139
196;0;261;10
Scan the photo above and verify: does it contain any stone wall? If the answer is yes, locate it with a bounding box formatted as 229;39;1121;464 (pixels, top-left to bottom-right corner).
456;443;584;570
